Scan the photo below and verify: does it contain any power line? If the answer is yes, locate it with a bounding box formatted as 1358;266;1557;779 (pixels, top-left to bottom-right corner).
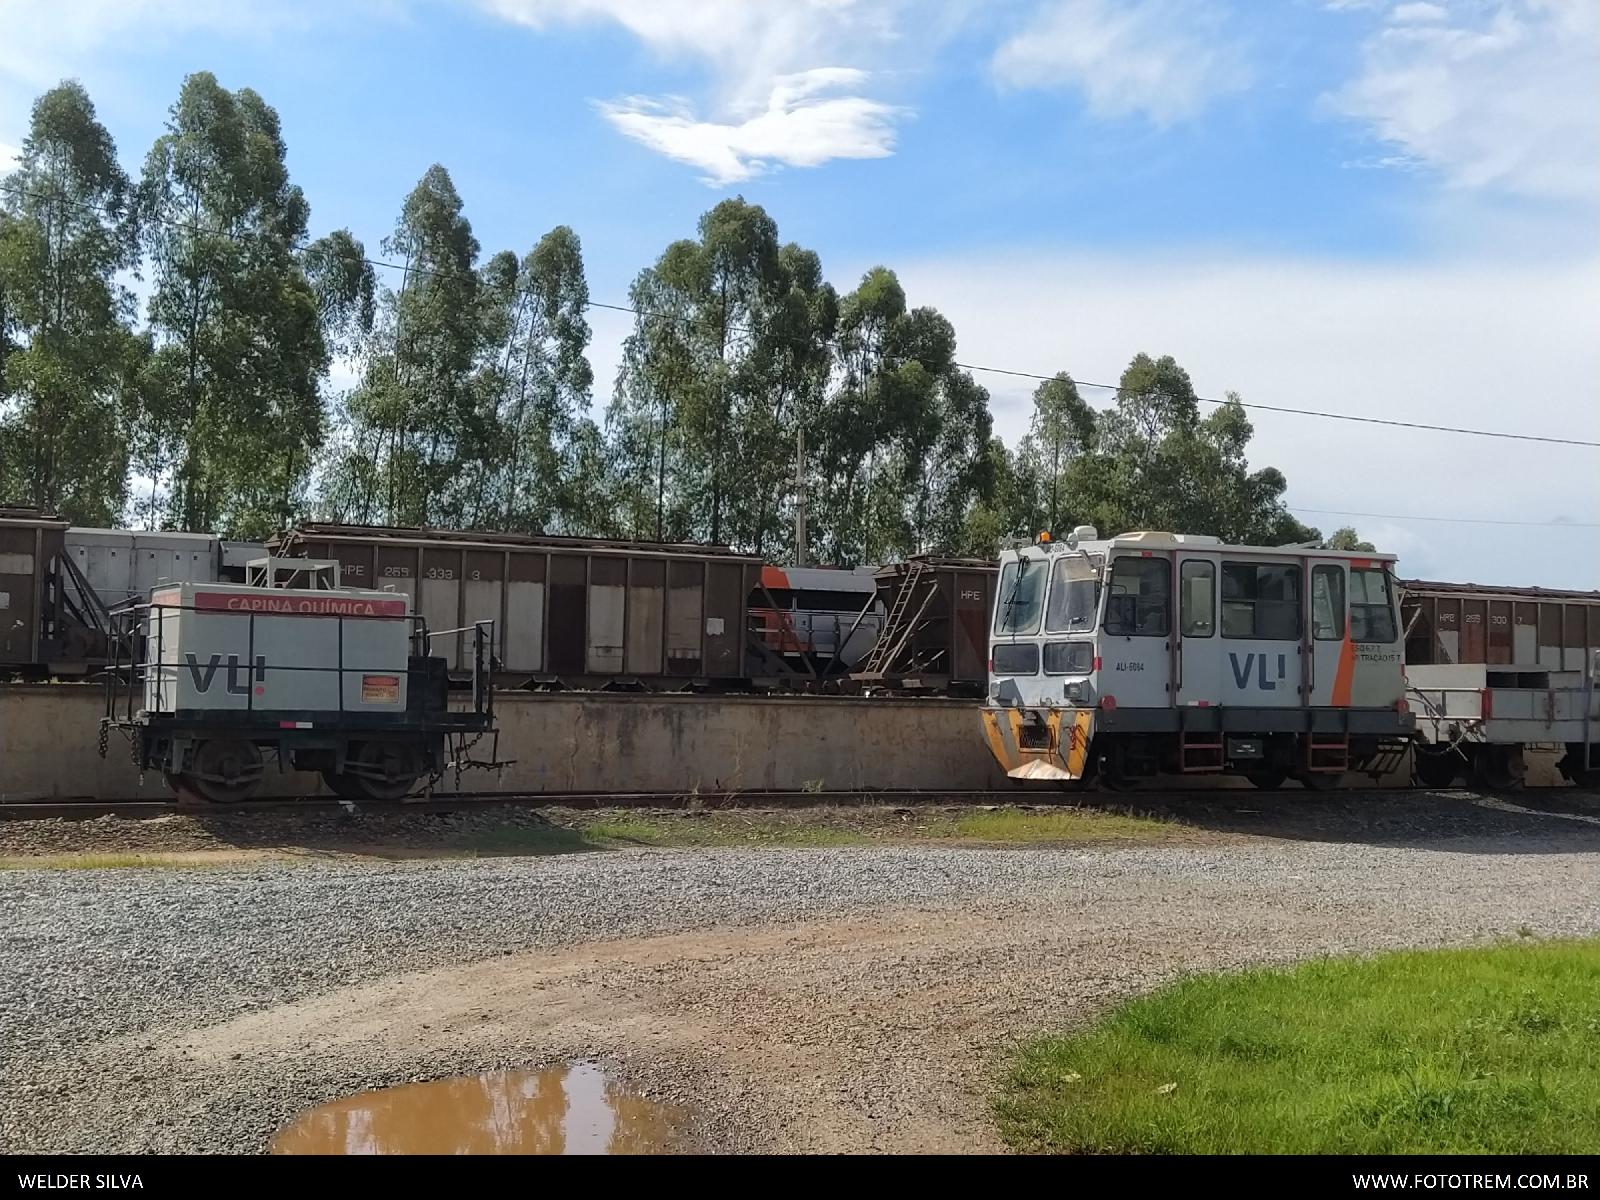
1290;506;1600;530
966;367;1598;447
5;179;1599;450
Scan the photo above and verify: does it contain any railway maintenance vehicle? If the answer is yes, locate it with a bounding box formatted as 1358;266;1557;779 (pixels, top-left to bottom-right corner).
982;528;1414;789
98;555;499;803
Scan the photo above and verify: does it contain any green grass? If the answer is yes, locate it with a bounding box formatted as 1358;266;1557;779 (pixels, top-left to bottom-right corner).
0;852;241;870
997;940;1600;1154
581;816;868;848
922;808;1171;844
574;806;1173;849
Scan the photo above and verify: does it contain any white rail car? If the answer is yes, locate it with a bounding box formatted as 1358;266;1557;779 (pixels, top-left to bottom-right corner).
981;528;1413;789
1408;658;1600;789
100;558;498;802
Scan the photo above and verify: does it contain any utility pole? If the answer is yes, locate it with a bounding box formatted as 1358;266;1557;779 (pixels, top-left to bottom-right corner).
1050;432;1060;535
794;423;807;566
656;378;670;542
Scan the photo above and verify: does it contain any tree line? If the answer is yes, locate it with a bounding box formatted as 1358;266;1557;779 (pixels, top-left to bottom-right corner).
0;74;1370;560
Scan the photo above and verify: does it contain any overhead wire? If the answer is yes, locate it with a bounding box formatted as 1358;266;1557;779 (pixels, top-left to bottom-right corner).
1289;507;1600;530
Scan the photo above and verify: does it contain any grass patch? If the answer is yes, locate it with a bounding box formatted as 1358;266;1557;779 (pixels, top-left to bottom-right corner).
581;815;868;848
998;939;1600;1154
921;808;1170;844
0;852;250;870
571;806;1173;849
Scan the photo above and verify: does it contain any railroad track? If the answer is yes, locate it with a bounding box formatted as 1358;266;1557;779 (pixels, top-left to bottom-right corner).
0;789;1074;822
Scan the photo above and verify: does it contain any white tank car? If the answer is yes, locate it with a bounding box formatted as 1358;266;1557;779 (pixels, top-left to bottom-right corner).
102;557;498;803
143;581;413;716
981;528;1413;790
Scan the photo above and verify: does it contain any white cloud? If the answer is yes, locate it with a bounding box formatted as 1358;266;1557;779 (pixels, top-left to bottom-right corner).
481;0;950;179
597;69;906;185
479;0;912;110
1328;0;1600;201
876;248;1600;588
991;0;1249;124
0;141;19;170
1390;1;1446;21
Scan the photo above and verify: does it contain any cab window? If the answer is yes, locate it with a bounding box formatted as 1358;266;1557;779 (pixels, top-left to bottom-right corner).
1044;641;1094;675
994;558;1046;636
1104;556;1170;637
1222;562;1301;640
1312;565;1345;641
1350;568;1397;642
991;642;1040;675
1045;554;1101;633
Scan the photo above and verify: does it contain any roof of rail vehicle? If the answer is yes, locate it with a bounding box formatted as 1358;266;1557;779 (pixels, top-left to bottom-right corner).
997;532;1398;565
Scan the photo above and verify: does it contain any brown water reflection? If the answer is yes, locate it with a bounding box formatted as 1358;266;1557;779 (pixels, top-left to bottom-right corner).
270;1062;684;1155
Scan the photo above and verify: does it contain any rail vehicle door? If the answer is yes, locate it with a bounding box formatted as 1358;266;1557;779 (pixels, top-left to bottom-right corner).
1217;558;1304;707
1098;551;1172;709
1306;559;1350;708
1175;553;1221;707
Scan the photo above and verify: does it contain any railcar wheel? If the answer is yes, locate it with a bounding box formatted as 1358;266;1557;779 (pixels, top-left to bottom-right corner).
164;772;207;806
1245;769;1288;791
183;739;264;804
320;768;367;802
332;742;422;803
1471;746;1525;792
1413;750;1461;789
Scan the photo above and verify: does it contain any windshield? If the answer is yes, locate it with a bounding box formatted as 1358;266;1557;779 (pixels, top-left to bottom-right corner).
994;557;1046;636
1046;554;1101;633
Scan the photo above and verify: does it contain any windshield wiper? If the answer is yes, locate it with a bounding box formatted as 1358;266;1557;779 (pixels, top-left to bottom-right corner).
999;559;1030;634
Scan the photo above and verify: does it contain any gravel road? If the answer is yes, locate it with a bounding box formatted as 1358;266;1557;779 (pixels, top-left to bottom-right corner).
4;811;1599;1154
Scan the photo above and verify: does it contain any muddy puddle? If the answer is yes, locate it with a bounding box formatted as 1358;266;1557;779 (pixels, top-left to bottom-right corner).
271;1062;686;1154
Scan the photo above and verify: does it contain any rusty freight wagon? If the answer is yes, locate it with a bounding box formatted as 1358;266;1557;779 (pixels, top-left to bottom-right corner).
1401;580;1600;675
0;507;108;674
271;523;763;689
852;557;998;696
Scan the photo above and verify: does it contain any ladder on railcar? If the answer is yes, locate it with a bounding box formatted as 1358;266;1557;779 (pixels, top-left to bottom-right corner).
858;560;934;680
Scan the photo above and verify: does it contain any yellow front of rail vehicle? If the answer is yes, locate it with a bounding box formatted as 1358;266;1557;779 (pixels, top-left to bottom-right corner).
981;704;1095;781
982;527;1413;791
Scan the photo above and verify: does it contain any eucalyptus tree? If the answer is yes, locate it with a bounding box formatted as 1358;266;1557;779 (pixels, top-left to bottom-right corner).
808;267;992;563
335;164;483;526
138;72;370;536
492;225;593;533
0;81;144;524
609;249;701;542
1053;352;1323;546
608;199;833;552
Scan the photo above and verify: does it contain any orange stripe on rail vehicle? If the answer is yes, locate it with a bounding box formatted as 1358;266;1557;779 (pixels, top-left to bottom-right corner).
1332;632;1355;707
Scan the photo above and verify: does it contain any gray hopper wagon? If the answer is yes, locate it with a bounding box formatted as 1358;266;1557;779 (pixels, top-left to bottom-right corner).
99;558;499;803
270;523;763;691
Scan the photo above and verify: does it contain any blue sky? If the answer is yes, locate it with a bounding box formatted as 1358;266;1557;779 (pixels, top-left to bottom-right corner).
1;0;1596;586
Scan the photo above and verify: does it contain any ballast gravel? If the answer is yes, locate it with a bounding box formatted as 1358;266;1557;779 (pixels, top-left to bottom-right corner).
3;826;1599;1154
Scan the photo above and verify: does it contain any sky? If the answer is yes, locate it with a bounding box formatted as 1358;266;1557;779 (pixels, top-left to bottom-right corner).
1;0;1596;587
